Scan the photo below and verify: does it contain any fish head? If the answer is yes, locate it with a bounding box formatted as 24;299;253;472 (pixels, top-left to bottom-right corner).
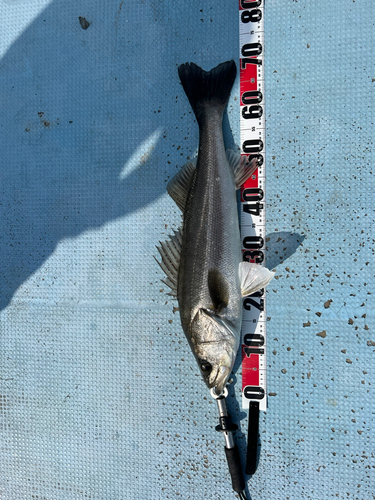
190;308;239;395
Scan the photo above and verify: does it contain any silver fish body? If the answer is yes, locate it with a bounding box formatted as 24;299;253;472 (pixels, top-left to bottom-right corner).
156;61;274;394
178;104;242;394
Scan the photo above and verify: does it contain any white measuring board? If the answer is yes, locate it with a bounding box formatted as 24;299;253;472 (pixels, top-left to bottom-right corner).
239;0;267;411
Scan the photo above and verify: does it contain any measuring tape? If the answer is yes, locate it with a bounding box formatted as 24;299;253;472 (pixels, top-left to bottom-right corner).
239;0;267;412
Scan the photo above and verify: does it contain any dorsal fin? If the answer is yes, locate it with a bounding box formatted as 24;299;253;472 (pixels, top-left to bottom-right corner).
154;228;183;298
167;161;196;212
226;149;259;189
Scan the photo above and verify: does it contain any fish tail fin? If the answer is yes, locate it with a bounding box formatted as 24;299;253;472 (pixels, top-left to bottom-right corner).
178;60;237;126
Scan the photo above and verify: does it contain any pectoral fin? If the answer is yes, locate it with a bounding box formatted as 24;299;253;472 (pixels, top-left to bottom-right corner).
207;268;229;313
167;160;196;212
226;149;258;189
239;262;275;297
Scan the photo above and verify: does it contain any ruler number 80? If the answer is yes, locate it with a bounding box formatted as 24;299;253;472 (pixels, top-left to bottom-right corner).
241;0;262;24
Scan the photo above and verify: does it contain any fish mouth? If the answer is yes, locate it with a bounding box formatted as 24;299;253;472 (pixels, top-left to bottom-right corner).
212;365;231;396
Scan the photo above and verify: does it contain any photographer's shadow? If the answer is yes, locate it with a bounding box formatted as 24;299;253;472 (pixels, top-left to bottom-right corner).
0;0;178;310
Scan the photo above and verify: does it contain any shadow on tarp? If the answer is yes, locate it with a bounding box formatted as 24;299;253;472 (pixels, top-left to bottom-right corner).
265;231;305;270
0;0;239;310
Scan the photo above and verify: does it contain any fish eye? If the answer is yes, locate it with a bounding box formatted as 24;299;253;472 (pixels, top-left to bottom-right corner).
200;361;212;373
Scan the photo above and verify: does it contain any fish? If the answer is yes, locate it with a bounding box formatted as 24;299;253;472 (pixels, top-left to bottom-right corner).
156;60;274;395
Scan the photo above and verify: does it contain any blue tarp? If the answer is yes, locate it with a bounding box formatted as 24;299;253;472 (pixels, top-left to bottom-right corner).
0;1;374;498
